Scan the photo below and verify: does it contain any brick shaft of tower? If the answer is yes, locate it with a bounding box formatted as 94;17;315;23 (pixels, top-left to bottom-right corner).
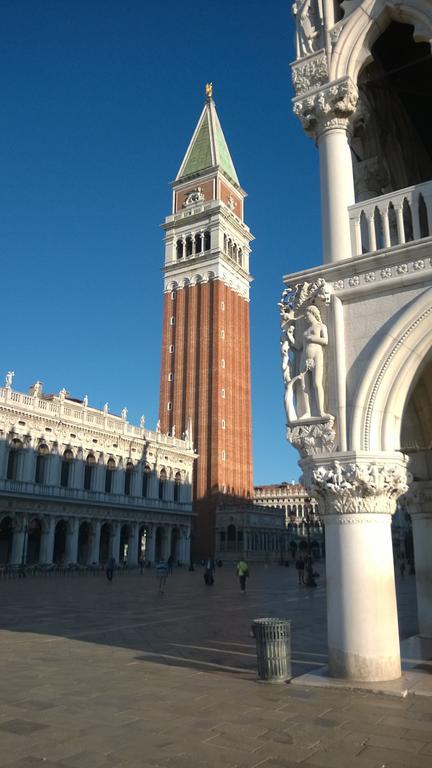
159;91;254;557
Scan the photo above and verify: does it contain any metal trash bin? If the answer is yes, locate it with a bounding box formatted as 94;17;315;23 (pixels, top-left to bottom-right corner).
253;617;291;682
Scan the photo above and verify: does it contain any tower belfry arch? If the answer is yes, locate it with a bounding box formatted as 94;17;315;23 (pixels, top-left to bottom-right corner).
159;86;254;557
284;0;432;682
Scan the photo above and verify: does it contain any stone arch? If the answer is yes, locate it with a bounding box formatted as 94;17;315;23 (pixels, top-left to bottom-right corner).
351;287;432;451
99;522;111;563
78;521;91;564
0;516;13;564
171;527;180;561
53;519;68;564
26;518;42;564
331;0;432;82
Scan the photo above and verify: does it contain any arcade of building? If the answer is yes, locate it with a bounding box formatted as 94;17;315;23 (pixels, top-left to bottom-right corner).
0;382;195;568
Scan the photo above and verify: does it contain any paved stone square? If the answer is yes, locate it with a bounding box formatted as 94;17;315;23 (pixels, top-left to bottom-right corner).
0;564;430;768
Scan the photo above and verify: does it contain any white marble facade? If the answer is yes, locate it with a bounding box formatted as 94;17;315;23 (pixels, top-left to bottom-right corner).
284;0;432;681
0;382;195;567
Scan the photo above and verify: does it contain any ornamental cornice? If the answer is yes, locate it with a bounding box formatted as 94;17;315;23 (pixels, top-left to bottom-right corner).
300;453;408;516
291;50;328;97
331;256;432;294
293;78;358;139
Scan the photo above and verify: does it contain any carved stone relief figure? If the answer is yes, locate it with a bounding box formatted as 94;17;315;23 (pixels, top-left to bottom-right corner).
279;279;332;425
292;0;324;59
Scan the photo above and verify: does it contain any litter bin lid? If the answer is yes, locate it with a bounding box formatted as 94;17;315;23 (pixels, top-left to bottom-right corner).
253;617;290;625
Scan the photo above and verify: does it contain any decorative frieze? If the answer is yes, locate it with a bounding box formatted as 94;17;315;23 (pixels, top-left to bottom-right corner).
291;51;328;96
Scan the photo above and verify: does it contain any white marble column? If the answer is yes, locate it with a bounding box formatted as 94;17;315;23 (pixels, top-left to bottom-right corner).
162;526;171;560
127;523;139;567
318;121;355;263
88;520;101;564
10;515;27;565
130;464;142;497
21;445;37;483
302;453;407;682
294;80;358;264
148;471;159;499
46;452;61;486
65;518;79;564
110;522;121;562
407;483;432;638
183;528;191;565
0;438;8;479
40;516;56;564
146;526;156;563
71;454;85;490
112;464;124;495
94;459;106;493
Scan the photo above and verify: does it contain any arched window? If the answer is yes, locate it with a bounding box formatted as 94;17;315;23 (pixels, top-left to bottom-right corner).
419;194;430;238
105;457;115;493
195;233;202;254
238;249;243;267
7;439;23;481
35;444;49;484
204;231;211;251
174;471;181;502
227;524;236;552
142;463;151;497
159;468;167;500
186;236;193;257
84;454;96;491
176;239;183;259
124;461;133;496
60;449;73;488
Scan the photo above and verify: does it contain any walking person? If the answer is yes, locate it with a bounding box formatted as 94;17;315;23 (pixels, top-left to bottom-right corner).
156;560;169;594
295;556;305;584
236;558;249;593
167;554;174;575
139;553;145;575
106;556;115;582
204;557;215;586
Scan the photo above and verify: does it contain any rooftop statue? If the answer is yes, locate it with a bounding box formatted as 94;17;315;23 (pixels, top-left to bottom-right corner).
5;371;14;389
205;82;213;99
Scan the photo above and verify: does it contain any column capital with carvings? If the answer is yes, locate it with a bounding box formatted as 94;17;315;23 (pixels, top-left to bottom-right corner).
300;452;408;517
403;480;432;518
293;77;358;141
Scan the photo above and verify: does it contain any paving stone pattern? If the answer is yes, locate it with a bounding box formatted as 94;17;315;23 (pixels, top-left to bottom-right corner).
0;563;429;768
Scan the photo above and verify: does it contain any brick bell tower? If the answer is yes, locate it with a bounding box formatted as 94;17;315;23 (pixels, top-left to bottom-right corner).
159;84;254;557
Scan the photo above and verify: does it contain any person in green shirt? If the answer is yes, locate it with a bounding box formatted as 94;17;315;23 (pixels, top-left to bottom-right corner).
236;559;249;593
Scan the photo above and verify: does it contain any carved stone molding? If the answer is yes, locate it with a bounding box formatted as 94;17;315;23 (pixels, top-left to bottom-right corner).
288;417;336;458
301;454;408;516
293;78;358;139
292;51;328;96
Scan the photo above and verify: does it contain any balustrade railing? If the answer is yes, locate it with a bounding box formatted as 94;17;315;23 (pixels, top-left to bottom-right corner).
0;388;193;450
0;478;191;512
349;180;432;257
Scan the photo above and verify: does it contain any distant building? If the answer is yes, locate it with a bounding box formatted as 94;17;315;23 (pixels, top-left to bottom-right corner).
215;481;324;563
0;380;195;567
254;481;319;525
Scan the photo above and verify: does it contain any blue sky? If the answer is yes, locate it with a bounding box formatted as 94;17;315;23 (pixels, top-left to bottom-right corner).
0;0;322;485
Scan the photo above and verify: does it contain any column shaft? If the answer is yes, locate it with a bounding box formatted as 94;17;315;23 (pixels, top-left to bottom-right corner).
318;126;355;263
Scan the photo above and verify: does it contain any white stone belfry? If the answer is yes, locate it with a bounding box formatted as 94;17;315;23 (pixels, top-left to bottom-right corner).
285;0;432;681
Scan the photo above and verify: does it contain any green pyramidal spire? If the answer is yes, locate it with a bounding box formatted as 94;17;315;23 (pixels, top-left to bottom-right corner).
176;86;240;187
